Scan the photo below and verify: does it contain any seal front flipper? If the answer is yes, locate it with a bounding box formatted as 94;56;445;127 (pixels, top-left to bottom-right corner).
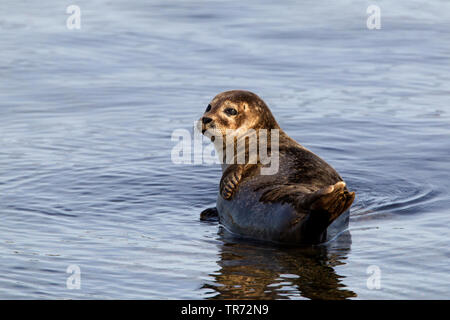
200;207;219;221
220;164;246;200
300;182;355;242
306;181;355;222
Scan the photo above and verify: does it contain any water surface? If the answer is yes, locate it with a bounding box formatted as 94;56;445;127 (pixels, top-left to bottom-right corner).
0;0;449;299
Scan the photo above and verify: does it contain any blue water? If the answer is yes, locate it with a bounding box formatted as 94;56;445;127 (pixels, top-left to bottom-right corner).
0;0;449;299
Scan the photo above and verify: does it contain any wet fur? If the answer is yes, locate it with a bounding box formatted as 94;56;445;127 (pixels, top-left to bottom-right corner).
200;90;355;244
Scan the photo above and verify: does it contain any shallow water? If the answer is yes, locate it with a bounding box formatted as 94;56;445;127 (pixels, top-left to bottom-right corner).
1;0;449;299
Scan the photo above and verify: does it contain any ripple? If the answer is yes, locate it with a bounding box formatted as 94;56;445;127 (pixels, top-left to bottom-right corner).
346;169;439;221
0;0;449;300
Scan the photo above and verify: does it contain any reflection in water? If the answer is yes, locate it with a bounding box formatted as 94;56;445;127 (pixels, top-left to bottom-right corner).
1;0;449;299
203;227;356;300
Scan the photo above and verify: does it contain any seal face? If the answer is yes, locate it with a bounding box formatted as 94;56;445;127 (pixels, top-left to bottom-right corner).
199;90;355;244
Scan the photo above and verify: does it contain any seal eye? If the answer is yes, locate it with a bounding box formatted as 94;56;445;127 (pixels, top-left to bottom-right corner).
224;108;238;116
205;104;211;112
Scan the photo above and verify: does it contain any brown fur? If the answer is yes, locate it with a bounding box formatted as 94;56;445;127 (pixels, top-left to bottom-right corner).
200;90;355;230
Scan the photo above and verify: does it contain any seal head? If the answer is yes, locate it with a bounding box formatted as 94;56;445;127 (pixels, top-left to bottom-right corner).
200;90;280;144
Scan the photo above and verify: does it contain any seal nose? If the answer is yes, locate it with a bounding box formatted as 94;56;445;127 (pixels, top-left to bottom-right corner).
202;117;213;125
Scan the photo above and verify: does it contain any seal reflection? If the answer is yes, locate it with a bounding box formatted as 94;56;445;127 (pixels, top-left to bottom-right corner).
202;228;356;300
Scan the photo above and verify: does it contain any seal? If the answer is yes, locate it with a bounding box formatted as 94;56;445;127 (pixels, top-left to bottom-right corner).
199;90;355;244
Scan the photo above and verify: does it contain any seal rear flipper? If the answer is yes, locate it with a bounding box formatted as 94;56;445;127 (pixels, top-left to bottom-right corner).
200;207;219;221
299;182;355;243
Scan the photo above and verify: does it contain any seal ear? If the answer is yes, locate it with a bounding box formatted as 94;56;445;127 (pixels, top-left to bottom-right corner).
242;102;248;110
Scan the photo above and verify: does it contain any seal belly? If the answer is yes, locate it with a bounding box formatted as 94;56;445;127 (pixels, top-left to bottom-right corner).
216;183;349;244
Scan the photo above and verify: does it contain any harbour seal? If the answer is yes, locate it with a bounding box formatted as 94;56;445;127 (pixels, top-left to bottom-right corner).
199;90;355;244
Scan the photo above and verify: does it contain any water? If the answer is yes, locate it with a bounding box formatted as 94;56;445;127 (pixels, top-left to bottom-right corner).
0;0;449;299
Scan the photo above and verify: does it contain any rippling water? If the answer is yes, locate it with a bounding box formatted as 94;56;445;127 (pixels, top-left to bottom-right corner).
1;0;449;299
